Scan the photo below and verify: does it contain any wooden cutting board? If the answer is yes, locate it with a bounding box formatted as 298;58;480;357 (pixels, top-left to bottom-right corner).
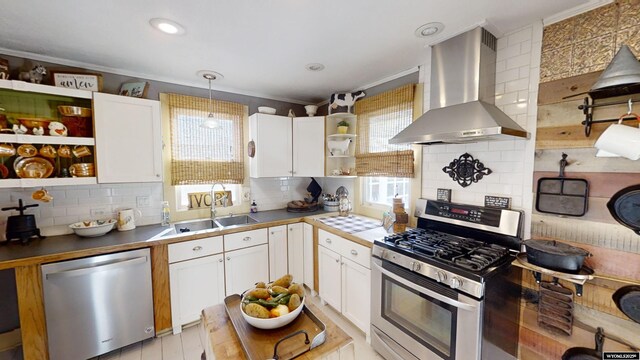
224;294;324;360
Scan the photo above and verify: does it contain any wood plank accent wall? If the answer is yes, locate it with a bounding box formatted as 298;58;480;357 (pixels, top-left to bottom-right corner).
523;2;640;357
150;245;172;334
15;265;48;360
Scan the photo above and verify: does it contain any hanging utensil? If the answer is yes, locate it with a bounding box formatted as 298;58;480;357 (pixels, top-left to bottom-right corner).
536;153;589;216
561;327;605;360
607;185;640;235
612;286;640;324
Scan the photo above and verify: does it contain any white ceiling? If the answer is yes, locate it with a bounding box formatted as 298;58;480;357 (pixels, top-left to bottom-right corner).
1;0;598;103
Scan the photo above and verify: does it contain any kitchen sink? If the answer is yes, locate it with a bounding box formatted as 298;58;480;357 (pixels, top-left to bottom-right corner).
174;219;218;233
214;215;259;227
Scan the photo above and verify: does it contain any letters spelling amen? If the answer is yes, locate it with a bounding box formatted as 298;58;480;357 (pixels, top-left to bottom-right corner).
58;77;95;90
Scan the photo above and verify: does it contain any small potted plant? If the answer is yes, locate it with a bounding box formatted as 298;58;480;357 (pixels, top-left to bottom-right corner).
337;120;350;134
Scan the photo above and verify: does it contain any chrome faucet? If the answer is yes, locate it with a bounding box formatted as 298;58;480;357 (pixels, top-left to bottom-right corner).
210;183;227;220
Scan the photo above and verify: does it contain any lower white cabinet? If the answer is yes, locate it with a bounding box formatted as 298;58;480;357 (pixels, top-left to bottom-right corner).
318;245;342;312
303;223;315;290
318;230;371;334
169;236;224;334
268;225;288;282
287;223;304;283
225;243;269;296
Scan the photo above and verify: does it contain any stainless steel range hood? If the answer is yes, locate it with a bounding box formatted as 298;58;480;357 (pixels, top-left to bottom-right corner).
390;27;529;145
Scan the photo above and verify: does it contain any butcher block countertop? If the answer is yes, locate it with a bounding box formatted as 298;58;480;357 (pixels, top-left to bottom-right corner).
200;299;354;360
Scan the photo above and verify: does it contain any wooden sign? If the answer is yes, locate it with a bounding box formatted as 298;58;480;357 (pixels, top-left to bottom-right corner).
437;188;451;202
188;191;233;210
51;71;103;91
484;195;511;209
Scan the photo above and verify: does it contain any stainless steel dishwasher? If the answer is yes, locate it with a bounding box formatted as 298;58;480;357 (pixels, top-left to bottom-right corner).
41;248;155;360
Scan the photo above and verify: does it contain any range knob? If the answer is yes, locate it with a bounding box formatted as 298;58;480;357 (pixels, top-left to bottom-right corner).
409;261;421;272
436;271;447;283
450;277;463;289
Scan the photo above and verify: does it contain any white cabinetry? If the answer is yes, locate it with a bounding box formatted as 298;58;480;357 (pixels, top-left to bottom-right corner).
292;116;325;177
287;223;304;283
169;236;225;334
303;223;315;290
268;225;288;282
317;229;371;334
93;92;162;183
224;228;269;296
249;113;324;177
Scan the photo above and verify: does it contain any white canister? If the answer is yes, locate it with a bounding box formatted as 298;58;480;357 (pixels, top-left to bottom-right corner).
116;208;142;231
594;113;640;160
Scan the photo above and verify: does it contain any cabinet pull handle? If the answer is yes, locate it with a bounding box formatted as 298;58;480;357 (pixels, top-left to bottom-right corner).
325;238;331;244
351;249;358;256
226;256;231;260
192;246;203;251
218;258;223;262
335;258;339;263
243;237;251;241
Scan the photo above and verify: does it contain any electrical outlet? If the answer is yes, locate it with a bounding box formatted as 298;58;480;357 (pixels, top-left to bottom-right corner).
242;187;251;202
136;196;151;208
90;208;109;217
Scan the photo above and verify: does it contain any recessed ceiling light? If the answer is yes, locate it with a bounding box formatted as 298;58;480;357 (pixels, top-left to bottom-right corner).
305;63;325;72
415;22;444;38
149;18;186;35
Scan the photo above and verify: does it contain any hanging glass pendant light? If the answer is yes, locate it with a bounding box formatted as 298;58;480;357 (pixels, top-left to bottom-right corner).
200;73;220;129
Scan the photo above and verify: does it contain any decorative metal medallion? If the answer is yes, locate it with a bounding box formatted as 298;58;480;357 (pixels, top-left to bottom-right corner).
442;153;492;188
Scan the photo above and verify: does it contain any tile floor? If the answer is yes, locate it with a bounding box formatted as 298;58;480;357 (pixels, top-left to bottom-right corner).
52;291;382;360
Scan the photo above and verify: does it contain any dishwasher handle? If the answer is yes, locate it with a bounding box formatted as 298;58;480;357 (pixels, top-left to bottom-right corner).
45;256;148;280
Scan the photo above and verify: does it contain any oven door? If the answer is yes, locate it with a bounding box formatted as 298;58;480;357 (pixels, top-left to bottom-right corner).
371;257;482;360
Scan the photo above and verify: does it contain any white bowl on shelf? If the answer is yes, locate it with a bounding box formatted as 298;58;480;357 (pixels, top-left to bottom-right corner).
257;106;276;115
70;219;116;237
240;292;305;329
304;105;318;116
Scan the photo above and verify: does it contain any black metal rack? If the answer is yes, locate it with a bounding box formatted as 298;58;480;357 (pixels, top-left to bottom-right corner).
579;97;640;136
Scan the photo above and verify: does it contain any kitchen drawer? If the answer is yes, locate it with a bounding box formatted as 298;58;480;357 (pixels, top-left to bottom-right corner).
318;229;343;253
169;236;223;263
340;240;371;269
224;228;268;252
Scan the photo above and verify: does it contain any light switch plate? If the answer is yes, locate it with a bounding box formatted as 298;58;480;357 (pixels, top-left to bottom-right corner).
90;208;109;217
242;187;251;202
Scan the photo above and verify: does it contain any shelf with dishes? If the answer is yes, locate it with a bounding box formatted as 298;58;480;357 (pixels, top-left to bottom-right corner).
327;133;357;140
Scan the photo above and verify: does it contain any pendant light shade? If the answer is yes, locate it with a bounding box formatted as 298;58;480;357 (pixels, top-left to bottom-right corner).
200;73;220;129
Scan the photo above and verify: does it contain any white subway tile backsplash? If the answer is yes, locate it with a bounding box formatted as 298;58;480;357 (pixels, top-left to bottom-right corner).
496;68;520;84
488;140;515;151
505;78;529;93
507;27;532;46
65;189;90;198
506;54;531;70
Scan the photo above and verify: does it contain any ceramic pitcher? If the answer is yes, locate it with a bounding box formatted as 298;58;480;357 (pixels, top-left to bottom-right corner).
116;208;142;231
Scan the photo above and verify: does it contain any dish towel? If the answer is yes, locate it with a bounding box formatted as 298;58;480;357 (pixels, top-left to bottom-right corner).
317;216;381;234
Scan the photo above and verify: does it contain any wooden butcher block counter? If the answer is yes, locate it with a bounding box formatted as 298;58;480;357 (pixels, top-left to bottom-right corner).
199;299;355;360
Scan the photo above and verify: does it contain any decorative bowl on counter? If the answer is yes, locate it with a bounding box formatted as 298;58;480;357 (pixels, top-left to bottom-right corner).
70;219;117;237
57;106;92;117
257;106;276;115
241;294;305;329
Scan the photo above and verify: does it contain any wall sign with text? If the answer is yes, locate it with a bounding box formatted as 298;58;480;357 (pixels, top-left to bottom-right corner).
52;72;103;91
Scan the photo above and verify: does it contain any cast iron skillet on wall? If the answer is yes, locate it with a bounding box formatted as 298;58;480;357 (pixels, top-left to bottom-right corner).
612;286;640;324
562;327;604;360
607;184;640;235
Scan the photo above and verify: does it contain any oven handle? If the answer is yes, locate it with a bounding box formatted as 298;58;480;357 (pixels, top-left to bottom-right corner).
373;261;478;311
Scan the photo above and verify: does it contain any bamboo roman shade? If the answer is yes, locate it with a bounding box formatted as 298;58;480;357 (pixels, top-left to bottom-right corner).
355;84;415;177
167;93;246;185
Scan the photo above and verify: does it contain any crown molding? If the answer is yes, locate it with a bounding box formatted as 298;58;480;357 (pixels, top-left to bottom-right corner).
543;0;614;26
0;47;309;105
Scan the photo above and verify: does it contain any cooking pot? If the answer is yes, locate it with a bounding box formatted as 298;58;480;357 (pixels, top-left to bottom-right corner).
523;239;591;273
607;185;640;235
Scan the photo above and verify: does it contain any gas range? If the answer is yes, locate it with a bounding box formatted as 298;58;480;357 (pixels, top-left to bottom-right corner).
371;199;524;360
372;199;523;299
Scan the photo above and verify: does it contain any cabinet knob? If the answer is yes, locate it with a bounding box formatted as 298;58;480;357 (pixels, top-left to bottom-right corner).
192;246;203;251
325;238;331;244
350;249;358;256
218;258;223;263
226;256;231;261
243;237;251;241
156;174;160;178
335;258;339;263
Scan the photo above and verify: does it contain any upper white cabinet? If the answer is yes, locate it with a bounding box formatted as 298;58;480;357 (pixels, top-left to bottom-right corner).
292;116;325;177
249;113;324;178
93;92;162;183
